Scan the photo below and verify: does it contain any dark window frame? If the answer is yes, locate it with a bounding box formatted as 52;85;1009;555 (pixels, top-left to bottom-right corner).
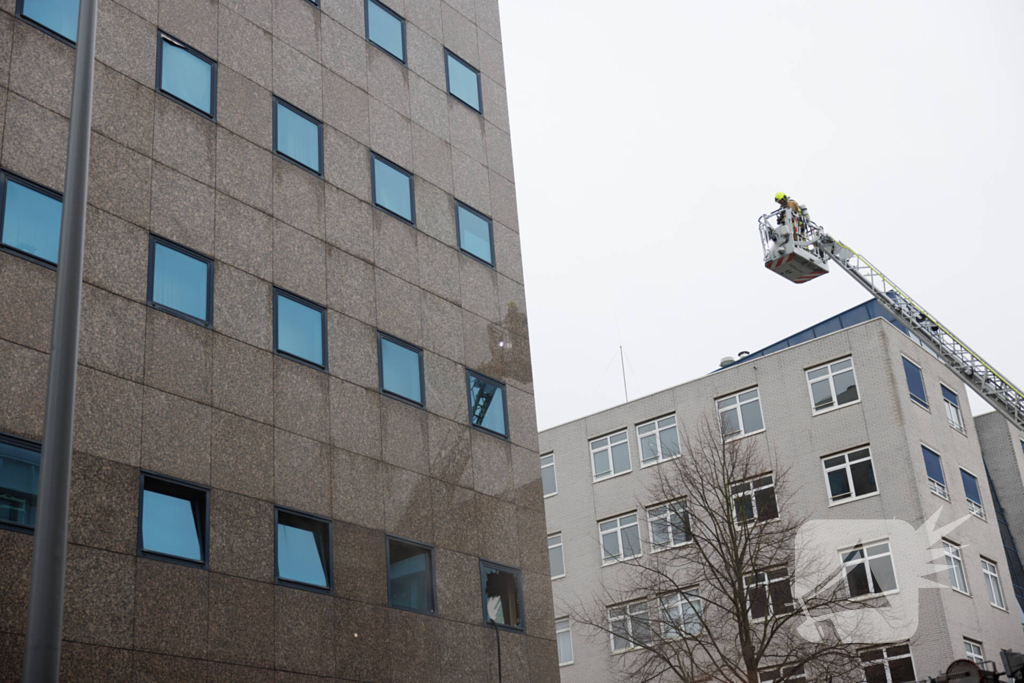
156;31;218;120
0;432;42;535
273;96;325;177
272;287;329;372
146;234;215;328
901;356;928;409
15;0;77;46
465;369;510;440
479;559;526;632
376;331;426;408
370;152;416;226
444;48;483;114
364;0;407;64
136;471;210;570
455;200;496;267
0;169;63;270
303;0;320;7
274;505;334;595
386;534;438;616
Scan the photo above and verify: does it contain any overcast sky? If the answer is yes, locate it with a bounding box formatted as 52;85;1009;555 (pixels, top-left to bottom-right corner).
498;0;1024;430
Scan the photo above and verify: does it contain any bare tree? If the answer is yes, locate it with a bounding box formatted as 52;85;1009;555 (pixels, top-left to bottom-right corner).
570;415;880;683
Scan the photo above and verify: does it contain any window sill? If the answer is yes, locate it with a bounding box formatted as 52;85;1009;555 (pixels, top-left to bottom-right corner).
380;388;426;410
559;661;574;667
811;399;862;417
593;469;633;484
726;428;766;442
651;541;692;554
950;587;971;597
640;454;681;469
828;491;881;508
990;602;1009;613
928;488;950;502
850;589;900;602
543;492;558;499
551;573;565;581
276;577;333;595
910;397;930;412
602;554;642;567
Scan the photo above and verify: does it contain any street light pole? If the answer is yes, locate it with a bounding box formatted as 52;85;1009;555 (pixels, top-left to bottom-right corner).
22;0;98;679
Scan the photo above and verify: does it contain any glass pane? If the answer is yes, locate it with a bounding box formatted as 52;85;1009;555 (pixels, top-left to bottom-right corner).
902;358;927;406
556;628;573;664
658;416;675;428
141;489;201;561
483;567;521;627
602;531;619;560
755;486;778;519
660;426;680;457
807;367;829;380
0;443;40;527
610;432;628;444
748;585;767;619
889;658;917;683
828;469;851;500
610;442;630;473
277;294;324;366
850;460;877;496
846;562;869;597
389;540;434;612
457;205;492;264
831;359;853;372
720;407;740;436
823;455;846;469
276;103;321;173
941;385;959;405
739;389;759;402
446;53;481;111
810;379;834;410
152;243;209;321
2;178;63;264
650;517;669;547
549;544;564;577
717;396;736;408
863;663;887;683
833;370;859;405
593;449;610;477
373;157;413;222
277;521;327;587
869;556;897;593
541;464;556;496
640;434;658;462
160;40;212;114
621;524;641;558
469;375;506;436
22;0;79;41
734;494;753;523
961;471;981;504
922;447;945;484
366;0;404;60
380;338;422;403
740;400;764;433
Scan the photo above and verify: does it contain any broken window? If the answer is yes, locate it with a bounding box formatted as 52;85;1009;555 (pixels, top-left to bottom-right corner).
480;561;524;630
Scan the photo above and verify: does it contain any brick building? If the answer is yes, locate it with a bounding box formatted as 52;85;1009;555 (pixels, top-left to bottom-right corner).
0;0;557;679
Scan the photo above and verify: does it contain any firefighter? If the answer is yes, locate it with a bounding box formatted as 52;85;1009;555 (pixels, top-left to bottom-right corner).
775;192;805;240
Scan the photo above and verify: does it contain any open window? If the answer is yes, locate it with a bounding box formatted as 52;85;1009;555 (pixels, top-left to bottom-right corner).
275;507;332;593
138;473;209;568
480;560;524;631
387;536;436;615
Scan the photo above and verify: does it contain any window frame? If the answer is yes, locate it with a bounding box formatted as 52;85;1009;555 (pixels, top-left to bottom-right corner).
637;414;680;467
370;152;417;226
659;587;702;638
821;446;879;506
0;432;42;535
959;467;986;520
479;559;526;632
540;453;557;498
377;331;426;408
444;48;483;114
465;369;509;439
981;558;1007;610
136;471;210;570
16;0;78;46
608;600;650;653
272;287;329;371
454;200;496;267
156;31;218;120
805;357;860;414
840;539;899;599
600;512;642;565
274;505;334;595
273;96;325;177
731;473;778;525
386;534;437;616
921;444;949;500
964;638;984;664
555;617;574;666
716;387;765;440
758;664;806;683
859;644;916;683
940;384;966;433
0;169;63;269
901;356;929;409
943;541;970;595
647;499;691;551
745;567;793;621
364;0;407;64
548;533;565;579
590;429;632;482
146;234;215;327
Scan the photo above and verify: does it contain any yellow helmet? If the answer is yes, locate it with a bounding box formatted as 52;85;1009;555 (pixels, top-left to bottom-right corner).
775;192;787;202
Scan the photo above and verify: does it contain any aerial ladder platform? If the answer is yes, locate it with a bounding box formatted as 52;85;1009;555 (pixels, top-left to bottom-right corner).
759;206;1024;620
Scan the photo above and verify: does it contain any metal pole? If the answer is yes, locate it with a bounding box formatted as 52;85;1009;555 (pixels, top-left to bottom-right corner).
492;622;502;683
22;0;98;679
619;345;628;402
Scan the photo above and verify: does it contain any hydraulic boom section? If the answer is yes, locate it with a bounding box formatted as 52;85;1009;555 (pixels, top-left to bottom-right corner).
758;207;1024;434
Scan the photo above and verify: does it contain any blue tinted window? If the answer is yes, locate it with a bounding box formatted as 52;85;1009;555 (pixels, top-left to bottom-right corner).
388;537;435;613
456;204;493;265
468;372;507;437
446;52;481;112
0;436;41;530
379;335;423;405
159;36;215;116
20;0;78;42
366;0;405;62
941;385;959;406
961;470;982;505
275;100;322;174
276;511;330;590
275;291;326;368
372;156;414;224
150;239;211;323
139;476;206;565
922;446;945;485
1;176;63;265
902;357;928;407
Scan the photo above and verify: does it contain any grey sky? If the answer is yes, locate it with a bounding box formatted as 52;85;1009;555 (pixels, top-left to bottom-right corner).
499;0;1024;430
